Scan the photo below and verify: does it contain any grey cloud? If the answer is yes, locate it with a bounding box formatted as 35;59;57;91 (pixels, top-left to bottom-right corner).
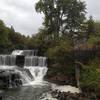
0;0;99;36
0;0;43;36
85;0;100;20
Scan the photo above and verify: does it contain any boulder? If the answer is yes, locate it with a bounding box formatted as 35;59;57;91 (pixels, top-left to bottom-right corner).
0;70;22;89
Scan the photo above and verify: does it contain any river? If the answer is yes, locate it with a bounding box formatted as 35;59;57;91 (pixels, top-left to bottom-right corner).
1;84;54;100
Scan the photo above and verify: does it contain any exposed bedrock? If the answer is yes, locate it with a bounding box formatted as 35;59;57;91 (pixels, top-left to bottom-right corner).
0;70;22;88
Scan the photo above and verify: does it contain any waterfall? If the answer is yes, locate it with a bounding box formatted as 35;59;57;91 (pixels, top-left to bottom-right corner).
0;50;48;87
22;67;48;85
0;55;16;66
12;50;38;56
24;56;47;67
11;50;23;55
0;55;16;69
23;55;47;85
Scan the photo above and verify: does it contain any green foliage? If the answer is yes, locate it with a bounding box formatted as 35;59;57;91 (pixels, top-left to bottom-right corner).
87;35;100;48
0;20;31;54
47;39;73;59
80;58;100;90
94;21;100;36
87;20;100;48
46;38;75;76
35;0;86;38
0;20;9;45
29;32;52;55
87;16;95;35
0;20;11;53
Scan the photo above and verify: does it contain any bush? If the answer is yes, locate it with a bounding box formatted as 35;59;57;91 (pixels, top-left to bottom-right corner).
80;58;100;92
46;39;75;76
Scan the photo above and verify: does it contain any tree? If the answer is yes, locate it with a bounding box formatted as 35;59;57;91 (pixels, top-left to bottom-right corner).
0;20;11;53
87;16;95;36
0;20;9;45
94;21;100;36
35;0;86;39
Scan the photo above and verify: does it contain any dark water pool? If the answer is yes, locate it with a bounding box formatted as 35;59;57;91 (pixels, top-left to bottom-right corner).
1;85;51;100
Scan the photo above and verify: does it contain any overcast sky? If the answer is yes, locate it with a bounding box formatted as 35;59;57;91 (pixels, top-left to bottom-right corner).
0;0;99;36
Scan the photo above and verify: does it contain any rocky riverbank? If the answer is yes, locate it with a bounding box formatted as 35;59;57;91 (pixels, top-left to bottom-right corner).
51;90;99;100
45;75;76;86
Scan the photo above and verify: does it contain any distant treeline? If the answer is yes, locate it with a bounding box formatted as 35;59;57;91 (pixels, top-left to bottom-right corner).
0;18;100;54
0;20;35;54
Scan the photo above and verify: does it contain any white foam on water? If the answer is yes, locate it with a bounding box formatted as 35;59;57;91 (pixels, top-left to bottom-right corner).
40;84;80;100
11;50;23;55
23;81;48;86
51;84;80;93
40;92;57;100
19;66;48;86
0;65;16;70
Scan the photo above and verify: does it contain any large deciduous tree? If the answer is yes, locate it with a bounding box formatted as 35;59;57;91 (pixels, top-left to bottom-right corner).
35;0;86;39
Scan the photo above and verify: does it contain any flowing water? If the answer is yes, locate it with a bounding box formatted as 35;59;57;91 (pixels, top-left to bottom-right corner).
1;85;52;100
0;50;79;100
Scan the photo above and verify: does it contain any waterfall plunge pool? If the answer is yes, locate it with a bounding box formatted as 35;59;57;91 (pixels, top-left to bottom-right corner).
0;83;80;100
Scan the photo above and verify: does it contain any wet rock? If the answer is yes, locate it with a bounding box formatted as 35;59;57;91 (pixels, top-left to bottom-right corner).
16;55;25;68
0;96;2;100
0;70;22;89
51;90;98;100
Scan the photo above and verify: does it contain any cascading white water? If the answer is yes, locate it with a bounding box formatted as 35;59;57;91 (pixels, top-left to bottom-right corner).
11;50;48;86
12;50;38;56
0;55;16;66
22;67;48;85
24;56;47;67
0;55;16;69
11;50;23;55
0;50;48;86
22;56;47;85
